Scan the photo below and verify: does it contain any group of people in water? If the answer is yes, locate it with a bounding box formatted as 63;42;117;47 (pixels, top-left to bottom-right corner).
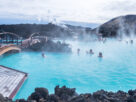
41;39;135;58
42;49;103;58
125;39;134;44
77;48;103;58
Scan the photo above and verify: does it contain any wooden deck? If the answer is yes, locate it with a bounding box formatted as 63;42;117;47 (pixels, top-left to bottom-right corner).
0;44;21;56
0;65;27;99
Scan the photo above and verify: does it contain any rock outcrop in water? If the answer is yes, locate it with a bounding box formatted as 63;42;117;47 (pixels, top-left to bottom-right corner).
22;38;72;53
43;40;72;53
94;15;136;37
2;85;136;102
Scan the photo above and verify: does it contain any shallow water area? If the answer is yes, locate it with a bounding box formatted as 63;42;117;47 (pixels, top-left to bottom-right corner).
0;39;136;99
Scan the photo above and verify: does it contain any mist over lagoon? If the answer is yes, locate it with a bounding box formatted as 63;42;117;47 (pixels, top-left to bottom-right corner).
0;0;136;102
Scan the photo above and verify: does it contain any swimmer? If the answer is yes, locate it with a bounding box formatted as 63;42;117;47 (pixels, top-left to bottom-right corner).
98;52;103;58
77;48;80;55
130;40;133;44
42;52;46;58
89;49;94;54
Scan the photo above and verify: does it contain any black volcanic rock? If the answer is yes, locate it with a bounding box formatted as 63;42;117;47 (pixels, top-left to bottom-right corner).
70;94;92;102
43;40;72;53
24;39;72;53
28;92;42;101
0;23;92;39
2;86;136;102
55;85;77;101
15;99;27;102
35;88;49;99
128;90;136;96
48;94;60;102
94;15;136;37
27;88;49;101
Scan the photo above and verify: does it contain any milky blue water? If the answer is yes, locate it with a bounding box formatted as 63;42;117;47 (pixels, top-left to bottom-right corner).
0;40;136;99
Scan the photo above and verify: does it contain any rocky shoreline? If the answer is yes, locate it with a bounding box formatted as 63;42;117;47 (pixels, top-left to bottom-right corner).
1;85;136;102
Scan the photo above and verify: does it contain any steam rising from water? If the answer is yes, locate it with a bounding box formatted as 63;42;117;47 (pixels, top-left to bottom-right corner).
65;38;136;59
1;34;136;99
117;17;136;39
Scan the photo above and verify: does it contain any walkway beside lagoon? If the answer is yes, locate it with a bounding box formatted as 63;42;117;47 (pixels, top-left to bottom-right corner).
0;65;27;99
0;44;21;56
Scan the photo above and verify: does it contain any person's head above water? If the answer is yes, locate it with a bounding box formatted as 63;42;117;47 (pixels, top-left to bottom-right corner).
42;52;46;58
130;40;133;44
77;48;80;54
89;49;94;54
98;52;103;58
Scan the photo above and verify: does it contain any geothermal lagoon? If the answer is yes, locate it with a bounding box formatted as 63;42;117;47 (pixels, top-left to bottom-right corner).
0;39;136;99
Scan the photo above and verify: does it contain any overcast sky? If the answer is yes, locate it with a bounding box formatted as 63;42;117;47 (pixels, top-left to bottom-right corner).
0;0;136;23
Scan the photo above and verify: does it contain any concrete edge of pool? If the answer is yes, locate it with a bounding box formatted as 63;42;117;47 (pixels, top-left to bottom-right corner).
0;65;28;99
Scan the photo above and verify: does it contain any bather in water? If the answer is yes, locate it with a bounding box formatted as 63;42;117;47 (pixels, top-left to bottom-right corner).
98;52;103;58
130;40;133;44
42;52;46;58
77;48;80;55
89;49;94;54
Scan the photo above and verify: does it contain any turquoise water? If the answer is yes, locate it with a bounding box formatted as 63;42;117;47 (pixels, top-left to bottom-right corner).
0;40;136;99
